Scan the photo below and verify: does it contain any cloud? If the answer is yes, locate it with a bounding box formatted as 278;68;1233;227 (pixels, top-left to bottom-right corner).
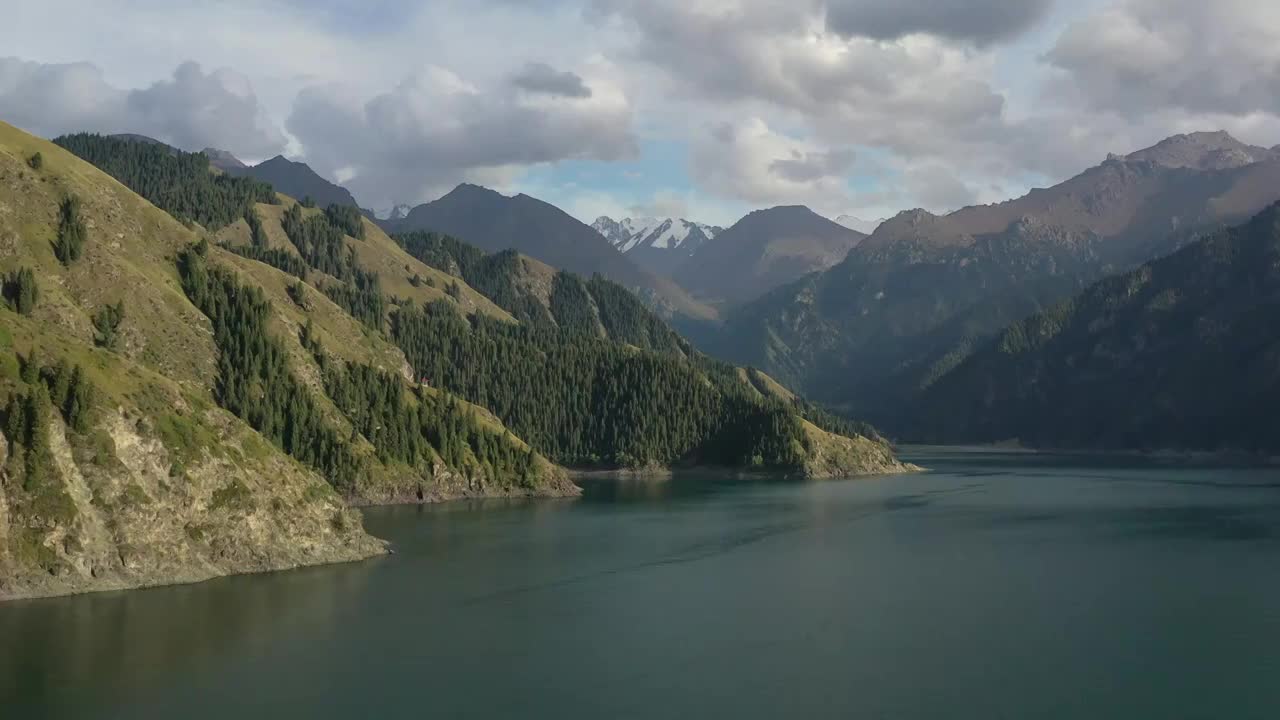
826;0;1056;45
0;58;126;137
770;148;857;183
1046;0;1280;118
691;118;855;213
590;1;1007;153
904;164;978;211
511;62;593;98
127;62;287;157
0;57;286;158
287;63;637;208
631;189;691;219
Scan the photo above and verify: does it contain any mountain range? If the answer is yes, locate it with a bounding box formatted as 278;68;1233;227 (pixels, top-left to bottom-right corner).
908;201;1280;453
699;131;1280;427
382;184;715;320
1;124;906;600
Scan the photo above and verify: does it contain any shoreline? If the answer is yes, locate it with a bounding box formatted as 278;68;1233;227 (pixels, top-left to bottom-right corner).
2;460;922;604
899;443;1280;467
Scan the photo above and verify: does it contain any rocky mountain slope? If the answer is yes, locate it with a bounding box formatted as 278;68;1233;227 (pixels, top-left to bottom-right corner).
382;184;715;321
908;202;1280;453
675;205;866;306
592;216;722;275
702;132;1280;425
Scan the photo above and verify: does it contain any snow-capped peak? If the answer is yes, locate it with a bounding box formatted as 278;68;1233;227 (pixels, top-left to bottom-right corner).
593;216;723;255
834;214;886;235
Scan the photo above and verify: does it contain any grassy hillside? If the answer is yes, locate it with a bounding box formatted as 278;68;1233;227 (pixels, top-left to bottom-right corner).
0;123;386;601
385;230;907;476
1;124;578;601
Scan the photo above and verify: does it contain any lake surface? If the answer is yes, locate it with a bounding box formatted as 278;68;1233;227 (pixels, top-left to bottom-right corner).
3;448;1280;719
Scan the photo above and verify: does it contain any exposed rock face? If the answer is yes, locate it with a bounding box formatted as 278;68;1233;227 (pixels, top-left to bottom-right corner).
0;410;386;602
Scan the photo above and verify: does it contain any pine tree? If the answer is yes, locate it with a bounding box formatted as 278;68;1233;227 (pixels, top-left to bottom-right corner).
54;195;87;265
2;268;39;315
92;302;126;350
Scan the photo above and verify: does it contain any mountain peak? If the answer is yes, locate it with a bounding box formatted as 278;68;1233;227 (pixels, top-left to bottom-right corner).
592;216;722;258
202;147;246;172
241;155;361;209
1123;130;1278;171
673;203;864;305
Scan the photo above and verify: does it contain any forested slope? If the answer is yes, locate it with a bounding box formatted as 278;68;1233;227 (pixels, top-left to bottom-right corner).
909;203;1280;453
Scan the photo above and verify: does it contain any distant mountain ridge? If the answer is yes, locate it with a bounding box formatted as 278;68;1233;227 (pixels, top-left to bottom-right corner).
908;201;1280;453
674;205;866;306
701;131;1280;425
382;184;715;320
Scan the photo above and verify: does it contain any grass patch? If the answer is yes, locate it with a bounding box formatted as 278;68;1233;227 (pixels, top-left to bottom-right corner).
153;412;216;466
303;483;334;504
120;482;150;508
210;478;253;512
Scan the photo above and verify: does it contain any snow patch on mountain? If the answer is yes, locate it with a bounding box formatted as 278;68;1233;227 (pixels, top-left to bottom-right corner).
593;216;723;255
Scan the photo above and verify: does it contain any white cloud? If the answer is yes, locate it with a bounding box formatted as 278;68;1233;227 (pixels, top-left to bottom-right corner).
691;118;856;215
0;57;286;158
5;1;1280;221
287;62;637;209
1047;0;1280;118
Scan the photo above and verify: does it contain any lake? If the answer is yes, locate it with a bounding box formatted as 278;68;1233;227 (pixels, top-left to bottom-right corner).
3;448;1279;718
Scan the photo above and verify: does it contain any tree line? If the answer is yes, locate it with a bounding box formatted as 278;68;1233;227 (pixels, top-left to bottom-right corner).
53;133;278;230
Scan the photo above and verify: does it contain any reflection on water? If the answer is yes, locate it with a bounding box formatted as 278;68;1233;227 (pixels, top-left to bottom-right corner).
0;555;380;716
3;450;1280;719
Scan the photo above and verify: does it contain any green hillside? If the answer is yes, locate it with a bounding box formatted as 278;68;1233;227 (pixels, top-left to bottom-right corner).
387;230;902;474
1;125;911;601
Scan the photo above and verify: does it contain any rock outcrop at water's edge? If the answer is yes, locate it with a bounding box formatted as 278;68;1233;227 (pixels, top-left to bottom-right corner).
0;412;387;603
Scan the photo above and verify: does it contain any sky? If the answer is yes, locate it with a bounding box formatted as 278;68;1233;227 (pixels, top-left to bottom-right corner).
4;0;1280;227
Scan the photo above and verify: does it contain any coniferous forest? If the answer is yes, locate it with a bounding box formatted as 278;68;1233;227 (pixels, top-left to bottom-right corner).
390;299;814;468
53;133;278;229
52;132;884;476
